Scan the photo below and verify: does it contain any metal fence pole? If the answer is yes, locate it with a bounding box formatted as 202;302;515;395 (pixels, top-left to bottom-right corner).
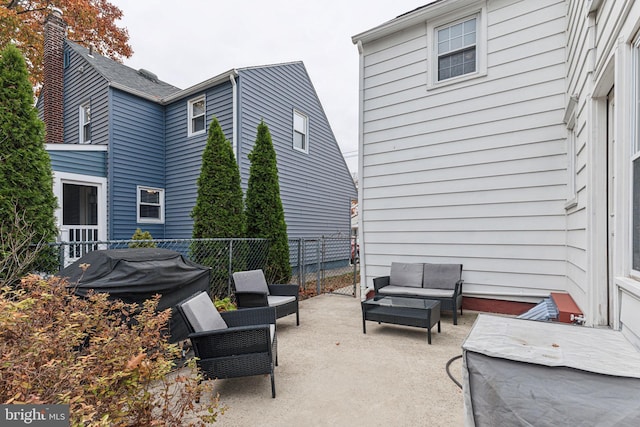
228;239;233;296
316;239;321;295
300;238;305;288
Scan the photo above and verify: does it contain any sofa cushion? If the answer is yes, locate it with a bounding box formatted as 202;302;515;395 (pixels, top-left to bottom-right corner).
389;262;423;288
378;285;454;298
180;292;228;332
423;263;462;290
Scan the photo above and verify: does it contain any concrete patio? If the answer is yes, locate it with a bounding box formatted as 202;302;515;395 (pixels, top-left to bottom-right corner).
193;293;478;426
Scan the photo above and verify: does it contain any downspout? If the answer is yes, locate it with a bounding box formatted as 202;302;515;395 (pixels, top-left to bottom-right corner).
230;73;238;161
356;39;367;299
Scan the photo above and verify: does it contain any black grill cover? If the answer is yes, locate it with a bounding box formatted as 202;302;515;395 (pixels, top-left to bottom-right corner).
58;248;211;343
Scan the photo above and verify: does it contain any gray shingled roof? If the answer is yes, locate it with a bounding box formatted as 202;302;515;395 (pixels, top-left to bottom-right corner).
66;40;181;100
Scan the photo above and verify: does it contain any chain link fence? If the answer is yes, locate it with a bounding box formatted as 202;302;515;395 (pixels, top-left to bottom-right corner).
51;236;358;299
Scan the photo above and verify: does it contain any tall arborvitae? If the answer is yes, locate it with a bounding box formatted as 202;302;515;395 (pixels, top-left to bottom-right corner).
0;44;57;283
191;116;244;238
190;117;244;295
245;120;291;283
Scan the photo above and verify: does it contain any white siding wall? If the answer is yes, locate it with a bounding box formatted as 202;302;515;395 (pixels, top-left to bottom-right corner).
564;0;591;318
566;0;640;338
359;0;567;301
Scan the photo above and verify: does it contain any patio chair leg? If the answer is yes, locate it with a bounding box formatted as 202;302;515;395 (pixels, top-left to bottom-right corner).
296;309;299;326
271;370;276;398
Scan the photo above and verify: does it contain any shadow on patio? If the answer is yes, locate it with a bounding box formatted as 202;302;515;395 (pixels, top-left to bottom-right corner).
188;293;478;426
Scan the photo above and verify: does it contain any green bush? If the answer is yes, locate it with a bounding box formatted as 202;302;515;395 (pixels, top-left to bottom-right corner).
191;117;245;294
129;228;157;248
245;121;291;283
0;273;223;426
191;117;244;239
214;296;237;312
0;44;58;283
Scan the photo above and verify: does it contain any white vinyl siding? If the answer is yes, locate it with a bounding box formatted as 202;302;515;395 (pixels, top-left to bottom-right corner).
358;0;567;302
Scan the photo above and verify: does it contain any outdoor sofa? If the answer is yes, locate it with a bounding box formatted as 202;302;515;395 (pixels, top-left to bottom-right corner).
373;262;464;324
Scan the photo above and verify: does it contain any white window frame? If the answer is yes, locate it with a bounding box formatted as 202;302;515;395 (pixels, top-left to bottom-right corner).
564;96;578;209
427;4;487;90
137;186;165;224
631;39;640;275
188;96;206;137
79;102;91;144
293;109;309;153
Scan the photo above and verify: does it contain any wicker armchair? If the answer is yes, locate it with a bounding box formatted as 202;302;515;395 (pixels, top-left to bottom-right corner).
232;269;300;325
177;291;278;398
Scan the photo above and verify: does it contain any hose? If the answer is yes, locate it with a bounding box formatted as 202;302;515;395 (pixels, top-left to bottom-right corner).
446;354;463;389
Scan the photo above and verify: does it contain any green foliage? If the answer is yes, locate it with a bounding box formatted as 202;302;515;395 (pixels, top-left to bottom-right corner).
191;117;244;239
245;121;291;283
128;228;157;248
0;44;57;281
214;296;237;312
191;117;245;292
0;274;223;425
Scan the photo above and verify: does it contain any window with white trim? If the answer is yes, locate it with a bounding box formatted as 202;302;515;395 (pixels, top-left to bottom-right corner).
137;186;164;223
564;96;578;207
79;102;91;143
632;39;640;271
427;5;486;89
293;110;308;153
437;16;477;81
188;96;206;136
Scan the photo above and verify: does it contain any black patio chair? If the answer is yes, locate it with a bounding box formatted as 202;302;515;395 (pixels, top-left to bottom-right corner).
177;291;278;398
232;269;300;325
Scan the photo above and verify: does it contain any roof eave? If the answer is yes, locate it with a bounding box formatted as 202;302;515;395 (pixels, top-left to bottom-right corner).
352;0;468;45
109;81;165;103
161;69;239;104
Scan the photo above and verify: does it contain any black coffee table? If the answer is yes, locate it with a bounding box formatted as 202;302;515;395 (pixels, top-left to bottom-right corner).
361;295;441;344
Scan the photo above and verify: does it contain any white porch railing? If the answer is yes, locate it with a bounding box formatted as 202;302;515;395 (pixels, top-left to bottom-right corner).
60;226;100;266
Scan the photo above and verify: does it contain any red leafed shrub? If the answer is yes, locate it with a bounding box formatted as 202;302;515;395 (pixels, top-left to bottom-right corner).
0;274;223;426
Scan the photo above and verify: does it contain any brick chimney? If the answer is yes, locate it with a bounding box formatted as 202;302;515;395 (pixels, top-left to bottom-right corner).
43;8;67;144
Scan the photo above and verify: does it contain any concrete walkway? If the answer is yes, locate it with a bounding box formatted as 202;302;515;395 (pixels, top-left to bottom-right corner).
196;294;478;426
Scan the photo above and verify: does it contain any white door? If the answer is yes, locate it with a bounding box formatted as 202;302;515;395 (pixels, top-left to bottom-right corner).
53;172;107;266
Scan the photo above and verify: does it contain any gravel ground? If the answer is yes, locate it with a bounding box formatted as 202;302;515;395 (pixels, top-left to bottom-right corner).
188;293;478;427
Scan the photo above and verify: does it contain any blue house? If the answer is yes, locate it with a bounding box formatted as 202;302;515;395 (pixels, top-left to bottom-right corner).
40;10;356;261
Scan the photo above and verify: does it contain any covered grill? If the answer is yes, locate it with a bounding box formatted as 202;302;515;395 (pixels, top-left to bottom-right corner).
58;248;211;343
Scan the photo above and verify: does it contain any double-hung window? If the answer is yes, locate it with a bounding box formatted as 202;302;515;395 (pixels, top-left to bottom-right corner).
79;102;91;143
427;5;486;88
137;186;164;223
188;96;206;136
437;16;477;81
293;110;308;153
